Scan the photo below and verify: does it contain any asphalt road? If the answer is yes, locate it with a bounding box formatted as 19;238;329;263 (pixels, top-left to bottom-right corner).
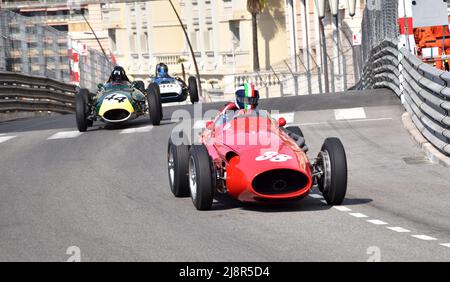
0;89;449;261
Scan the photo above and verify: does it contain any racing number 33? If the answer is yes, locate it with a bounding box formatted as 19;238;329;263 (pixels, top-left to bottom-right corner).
255;151;292;162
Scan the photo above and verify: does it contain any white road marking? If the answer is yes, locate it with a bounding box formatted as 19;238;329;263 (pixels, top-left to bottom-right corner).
308;194;323;199
387;227;410;233
367;219;388;225
411;235;437;241
292;117;393;127
48;131;83;140
271;112;295;124
334;107;367;120
349;213;369;218
440;243;450;248
333;206;352;212
120;125;153;134
0;136;16;144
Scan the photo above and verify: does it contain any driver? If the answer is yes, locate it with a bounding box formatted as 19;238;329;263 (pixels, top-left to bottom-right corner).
217;82;307;152
220;82;260;117
107;66;130;85
155;63;170;78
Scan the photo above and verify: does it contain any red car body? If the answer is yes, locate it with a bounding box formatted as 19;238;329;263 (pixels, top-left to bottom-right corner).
199;110;313;203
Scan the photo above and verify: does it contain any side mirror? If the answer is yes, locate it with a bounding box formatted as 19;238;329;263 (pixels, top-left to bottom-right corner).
278;117;286;127
206;120;214;129
97;83;104;90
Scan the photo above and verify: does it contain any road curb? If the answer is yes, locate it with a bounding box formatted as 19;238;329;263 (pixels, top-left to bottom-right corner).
401;112;450;168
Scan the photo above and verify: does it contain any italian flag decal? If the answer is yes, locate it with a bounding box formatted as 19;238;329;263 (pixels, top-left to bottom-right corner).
244;83;255;110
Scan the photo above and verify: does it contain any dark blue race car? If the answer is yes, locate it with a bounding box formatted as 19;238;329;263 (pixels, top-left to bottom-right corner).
149;63;199;104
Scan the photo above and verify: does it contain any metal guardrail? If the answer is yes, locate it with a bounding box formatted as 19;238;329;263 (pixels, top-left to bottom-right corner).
0;71;76;114
355;39;450;156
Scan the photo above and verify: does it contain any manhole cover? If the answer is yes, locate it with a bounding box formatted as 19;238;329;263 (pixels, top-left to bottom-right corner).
402;157;431;165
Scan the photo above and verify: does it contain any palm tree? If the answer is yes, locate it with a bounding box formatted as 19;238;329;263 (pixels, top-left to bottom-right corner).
247;0;266;71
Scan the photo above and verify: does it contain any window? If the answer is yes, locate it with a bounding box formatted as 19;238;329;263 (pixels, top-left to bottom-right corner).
141;32;148;54
130;32;137;53
108;29;117;52
204;27;213;51
229;20;240;48
190;28;199;51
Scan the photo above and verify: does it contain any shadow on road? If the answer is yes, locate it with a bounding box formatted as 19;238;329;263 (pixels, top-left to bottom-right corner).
210;193;373;213
342;198;373;206
211;194;329;213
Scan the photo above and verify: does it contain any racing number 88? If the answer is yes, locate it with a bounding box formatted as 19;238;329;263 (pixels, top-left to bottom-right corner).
255;151;292;162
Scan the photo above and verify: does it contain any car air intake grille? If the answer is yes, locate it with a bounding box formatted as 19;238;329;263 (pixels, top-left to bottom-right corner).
252;169;308;195
103;109;130;121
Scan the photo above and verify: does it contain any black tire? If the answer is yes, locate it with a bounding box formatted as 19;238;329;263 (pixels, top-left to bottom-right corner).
188;76;199;104
146;82;162;126
188;145;214;210
318;137;347;205
167;134;190;197
285;126;304;138
157;85;163;120
75;88;90;132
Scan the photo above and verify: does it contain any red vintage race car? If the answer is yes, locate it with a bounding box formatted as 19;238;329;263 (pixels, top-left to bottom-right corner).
167;109;347;210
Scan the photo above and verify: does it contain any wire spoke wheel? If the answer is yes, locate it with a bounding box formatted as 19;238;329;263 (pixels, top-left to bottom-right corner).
189;156;197;201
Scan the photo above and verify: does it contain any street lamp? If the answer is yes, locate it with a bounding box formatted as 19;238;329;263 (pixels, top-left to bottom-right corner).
168;0;202;99
73;9;110;63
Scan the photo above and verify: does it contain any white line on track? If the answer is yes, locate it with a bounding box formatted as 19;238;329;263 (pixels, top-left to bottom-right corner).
120;125;153;134
0;136;16;144
387;227;410;233
283;112;295;124
333;206;352;212
292;117;393;127
48;131;83;140
309;192;449;249
308;194;323;199
367;219;388;225
271;112;295;124
411;235;437;241
349;213;369;218
334;107;367;120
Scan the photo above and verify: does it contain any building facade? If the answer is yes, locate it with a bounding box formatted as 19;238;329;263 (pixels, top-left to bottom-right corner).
2;0;291;90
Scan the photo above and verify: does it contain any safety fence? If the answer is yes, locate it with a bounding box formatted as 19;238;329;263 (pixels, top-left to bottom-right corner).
225;6;361;99
0;9;112;93
355;39;450;156
0;71;76;114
